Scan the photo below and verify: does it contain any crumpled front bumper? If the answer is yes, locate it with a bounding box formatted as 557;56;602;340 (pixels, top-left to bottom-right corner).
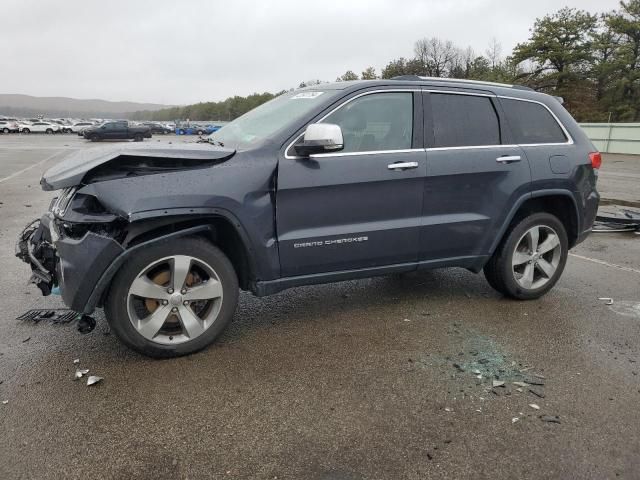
16;213;124;313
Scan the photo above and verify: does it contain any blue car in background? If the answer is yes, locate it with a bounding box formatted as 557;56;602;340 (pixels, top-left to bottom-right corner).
175;124;222;135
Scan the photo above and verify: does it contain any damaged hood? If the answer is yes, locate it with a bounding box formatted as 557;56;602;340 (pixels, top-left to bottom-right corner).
41;143;236;191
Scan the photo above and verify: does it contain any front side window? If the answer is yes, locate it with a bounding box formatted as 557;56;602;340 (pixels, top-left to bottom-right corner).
430;93;500;148
501;98;567;144
208;89;341;150
322;92;413;153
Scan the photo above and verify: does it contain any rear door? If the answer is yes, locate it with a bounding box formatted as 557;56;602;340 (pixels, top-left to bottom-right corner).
420;89;531;264
277;89;426;277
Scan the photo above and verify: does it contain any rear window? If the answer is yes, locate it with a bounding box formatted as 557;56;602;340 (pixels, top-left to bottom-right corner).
501;98;567;144
430;93;500;148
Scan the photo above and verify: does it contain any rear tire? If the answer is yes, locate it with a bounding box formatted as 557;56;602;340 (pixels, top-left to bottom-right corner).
2;128;9;134
90;134;100;142
46;128;53;134
105;237;239;358
22;128;30;134
134;134;143;142
484;212;568;300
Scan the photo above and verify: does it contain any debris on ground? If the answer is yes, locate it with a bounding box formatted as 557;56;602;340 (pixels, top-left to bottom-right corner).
599;297;614;306
540;415;561;424
513;381;528;387
86;376;103;386
512;417;519;423
529;403;540;410
593;207;640;234
73;359;80;364
492;380;505;387
21;337;30;343
2;400;8;405
528;386;546;398
74;369;90;380
444;407;452;412
16;309;79;324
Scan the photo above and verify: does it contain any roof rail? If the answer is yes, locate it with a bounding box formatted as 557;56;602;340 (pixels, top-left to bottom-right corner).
390;75;533;91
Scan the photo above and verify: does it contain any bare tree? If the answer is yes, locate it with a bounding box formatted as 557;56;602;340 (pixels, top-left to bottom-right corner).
414;37;458;77
486;37;503;68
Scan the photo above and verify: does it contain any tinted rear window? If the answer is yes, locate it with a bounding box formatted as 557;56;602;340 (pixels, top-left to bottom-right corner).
501;98;567;144
431;93;500;148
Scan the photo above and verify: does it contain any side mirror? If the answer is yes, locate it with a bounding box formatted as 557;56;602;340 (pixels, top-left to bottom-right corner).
294;123;344;157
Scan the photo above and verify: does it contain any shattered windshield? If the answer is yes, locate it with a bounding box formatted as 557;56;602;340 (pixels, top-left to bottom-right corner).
207;90;337;150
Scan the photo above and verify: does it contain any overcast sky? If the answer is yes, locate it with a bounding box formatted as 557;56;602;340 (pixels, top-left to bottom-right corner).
1;0;622;106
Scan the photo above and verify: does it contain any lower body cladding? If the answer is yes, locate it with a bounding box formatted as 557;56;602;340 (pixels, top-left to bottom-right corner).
16;213;124;313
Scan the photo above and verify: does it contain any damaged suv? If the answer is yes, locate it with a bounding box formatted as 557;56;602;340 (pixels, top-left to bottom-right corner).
17;77;601;357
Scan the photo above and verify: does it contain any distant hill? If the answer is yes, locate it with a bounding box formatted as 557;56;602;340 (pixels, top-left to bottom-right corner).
0;94;173;119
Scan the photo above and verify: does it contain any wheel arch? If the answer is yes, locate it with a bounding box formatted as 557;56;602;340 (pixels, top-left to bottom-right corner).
489;190;580;257
86;214;256;314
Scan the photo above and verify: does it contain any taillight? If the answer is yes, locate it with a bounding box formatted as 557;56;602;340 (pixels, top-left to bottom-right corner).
589;151;602;169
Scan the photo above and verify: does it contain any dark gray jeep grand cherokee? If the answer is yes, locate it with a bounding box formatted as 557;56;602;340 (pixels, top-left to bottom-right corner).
17;77;601;357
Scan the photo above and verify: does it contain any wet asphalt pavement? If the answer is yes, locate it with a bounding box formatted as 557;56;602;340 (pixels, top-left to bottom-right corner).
0;135;639;479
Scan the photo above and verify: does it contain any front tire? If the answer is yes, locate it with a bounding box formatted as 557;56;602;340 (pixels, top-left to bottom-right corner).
133;134;143;142
484;213;568;300
22;128;30;134
105;237;239;358
2;128;9;134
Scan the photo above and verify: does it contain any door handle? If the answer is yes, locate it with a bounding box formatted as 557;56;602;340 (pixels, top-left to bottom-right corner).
496;155;522;164
388;161;419;170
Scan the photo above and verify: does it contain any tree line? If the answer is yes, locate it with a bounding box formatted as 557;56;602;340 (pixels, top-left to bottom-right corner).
132;1;640;123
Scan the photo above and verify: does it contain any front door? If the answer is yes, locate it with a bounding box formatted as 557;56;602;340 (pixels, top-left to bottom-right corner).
420;89;531;264
277;90;426;277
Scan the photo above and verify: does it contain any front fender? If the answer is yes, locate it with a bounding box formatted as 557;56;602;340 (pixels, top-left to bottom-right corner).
83;225;212;314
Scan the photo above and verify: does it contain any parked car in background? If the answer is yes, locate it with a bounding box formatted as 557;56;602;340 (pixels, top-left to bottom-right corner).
82;121;151;141
0;120;19;133
64;121;95;134
17;121;32;132
21;121;60;134
142;122;173;134
175;123;222;135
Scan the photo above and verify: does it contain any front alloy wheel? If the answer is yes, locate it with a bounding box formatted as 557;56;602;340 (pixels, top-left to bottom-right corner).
127;255;224;345
105;238;239;357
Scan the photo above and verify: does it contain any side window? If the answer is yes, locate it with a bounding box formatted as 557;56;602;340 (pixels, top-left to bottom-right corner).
323;92;413;153
430;93;500;148
501;98;567;144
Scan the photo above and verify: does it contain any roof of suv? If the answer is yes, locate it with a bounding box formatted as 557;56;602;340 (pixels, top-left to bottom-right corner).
299;77;553;104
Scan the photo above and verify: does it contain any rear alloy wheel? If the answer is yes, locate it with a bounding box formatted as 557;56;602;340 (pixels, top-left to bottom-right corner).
22;128;30;134
105;238;238;357
483;212;568;300
46;128;53;134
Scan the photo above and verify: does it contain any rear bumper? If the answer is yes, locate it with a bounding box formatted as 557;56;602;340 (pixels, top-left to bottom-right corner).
17;214;124;313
